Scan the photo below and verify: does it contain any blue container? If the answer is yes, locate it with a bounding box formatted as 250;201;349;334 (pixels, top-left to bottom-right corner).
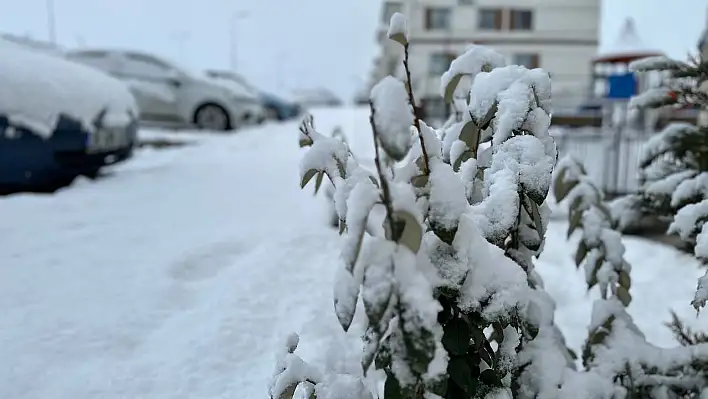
606;73;637;99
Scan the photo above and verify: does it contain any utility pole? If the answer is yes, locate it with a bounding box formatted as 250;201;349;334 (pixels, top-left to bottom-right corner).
46;0;57;44
230;10;250;71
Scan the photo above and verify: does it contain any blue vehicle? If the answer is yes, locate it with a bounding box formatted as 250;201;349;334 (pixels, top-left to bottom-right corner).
260;93;302;121
0;113;137;194
0;38;139;194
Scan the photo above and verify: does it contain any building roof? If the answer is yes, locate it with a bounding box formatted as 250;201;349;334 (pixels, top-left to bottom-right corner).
594;17;662;63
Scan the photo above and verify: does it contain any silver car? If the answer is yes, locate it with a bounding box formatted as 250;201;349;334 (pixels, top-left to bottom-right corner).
66;49;255;131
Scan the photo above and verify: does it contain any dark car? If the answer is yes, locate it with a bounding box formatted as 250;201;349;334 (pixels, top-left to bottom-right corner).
260;93;302;121
0;113;137;193
0;38;139;194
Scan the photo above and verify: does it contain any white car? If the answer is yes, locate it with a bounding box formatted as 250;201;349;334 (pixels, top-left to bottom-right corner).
204;70;266;125
65;49;255;131
0;38;138;190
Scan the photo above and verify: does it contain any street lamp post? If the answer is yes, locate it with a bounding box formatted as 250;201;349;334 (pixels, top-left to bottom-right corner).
230;10;250;71
46;0;57;44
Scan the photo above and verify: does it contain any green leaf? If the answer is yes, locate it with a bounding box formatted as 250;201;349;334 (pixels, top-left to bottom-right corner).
442;318;471;356
300;169;318;189
388;32;408;46
589;329;609;345
452;150;474;172
458;120;480;149
478;102;498;130
587;255;603;290
574;241;588;268
276;383;298;399
618;270;631;289
527;195;544;235
553;168;578;202
313;171;324;195
448;357;475;394
411;174;429;188
567;209;583;238
443;74;466;103
392;211;423;254
338;219;346;235
383;372;405;399
617;286;632;306
480;369;502;387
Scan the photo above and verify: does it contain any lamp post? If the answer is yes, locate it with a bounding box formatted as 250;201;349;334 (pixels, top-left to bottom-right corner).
230;10;250;71
46;0;57;44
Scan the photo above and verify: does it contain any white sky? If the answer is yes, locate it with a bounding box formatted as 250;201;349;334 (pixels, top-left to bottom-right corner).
2;0;707;100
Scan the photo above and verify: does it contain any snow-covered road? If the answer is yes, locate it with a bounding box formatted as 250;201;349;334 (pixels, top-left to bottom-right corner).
1;107;707;398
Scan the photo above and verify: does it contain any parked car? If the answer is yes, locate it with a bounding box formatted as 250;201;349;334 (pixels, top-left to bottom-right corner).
204;70;266;125
65;49;255;131
260;93;302;121
0;38;138;193
292;88;343;108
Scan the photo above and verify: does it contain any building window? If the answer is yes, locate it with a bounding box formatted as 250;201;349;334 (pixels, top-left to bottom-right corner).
382;2;403;24
513;53;540;69
424;7;452;30
459;0;474;5
429;53;456;76
421;98;449;121
478;9;502;30
510;9;533;30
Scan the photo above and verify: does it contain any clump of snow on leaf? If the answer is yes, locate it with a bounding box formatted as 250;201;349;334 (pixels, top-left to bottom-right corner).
387;12;408;42
370;76;415;161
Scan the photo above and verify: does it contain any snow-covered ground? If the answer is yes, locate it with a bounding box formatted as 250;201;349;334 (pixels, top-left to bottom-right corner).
1;107;706;398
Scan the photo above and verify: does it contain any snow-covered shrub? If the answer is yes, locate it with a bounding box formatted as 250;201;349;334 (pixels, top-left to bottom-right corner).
554;156;708;396
272;12;572;398
625;54;708;311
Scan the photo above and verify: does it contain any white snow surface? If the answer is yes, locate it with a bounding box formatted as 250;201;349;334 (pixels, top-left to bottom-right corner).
0;38;137;138
2;107;708;398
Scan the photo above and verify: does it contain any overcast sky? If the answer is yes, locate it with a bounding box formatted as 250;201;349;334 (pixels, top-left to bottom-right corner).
2;0;707;100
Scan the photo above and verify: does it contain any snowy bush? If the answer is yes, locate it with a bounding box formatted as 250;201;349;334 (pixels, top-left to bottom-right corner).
553;156;708;397
270;13;708;398
624;54;708;311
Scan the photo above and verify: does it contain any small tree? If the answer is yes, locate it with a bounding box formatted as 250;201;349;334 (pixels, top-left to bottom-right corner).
623;53;708;310
271;12;575;398
554;156;708;397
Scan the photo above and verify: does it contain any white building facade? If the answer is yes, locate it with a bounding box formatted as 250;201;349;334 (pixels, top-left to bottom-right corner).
369;0;600;120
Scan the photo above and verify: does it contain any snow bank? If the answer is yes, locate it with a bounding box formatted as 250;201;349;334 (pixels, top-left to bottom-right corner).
0;39;137;138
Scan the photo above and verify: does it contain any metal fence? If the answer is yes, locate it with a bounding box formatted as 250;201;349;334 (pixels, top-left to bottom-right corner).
552;127;650;197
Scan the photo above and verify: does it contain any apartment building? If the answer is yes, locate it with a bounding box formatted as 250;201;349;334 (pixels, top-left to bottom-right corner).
369;0;600;120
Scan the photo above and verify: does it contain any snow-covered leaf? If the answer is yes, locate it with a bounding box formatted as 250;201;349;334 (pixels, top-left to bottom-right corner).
333;267;360;332
387;12;408;46
370;76;415;161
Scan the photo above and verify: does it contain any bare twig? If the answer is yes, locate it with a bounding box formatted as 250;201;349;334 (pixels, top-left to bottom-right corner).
369;102;397;238
403;43;430;175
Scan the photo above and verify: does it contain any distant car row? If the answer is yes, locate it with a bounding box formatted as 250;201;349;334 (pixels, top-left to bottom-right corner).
0;36;303;193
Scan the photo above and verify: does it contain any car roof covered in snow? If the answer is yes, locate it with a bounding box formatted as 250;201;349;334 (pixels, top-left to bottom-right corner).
0;39;137;138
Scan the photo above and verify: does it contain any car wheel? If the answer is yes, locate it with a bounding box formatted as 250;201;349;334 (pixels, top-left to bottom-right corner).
194;104;231;131
265;107;279;121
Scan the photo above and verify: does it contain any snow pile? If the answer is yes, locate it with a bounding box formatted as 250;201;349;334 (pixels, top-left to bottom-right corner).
0;38;137;138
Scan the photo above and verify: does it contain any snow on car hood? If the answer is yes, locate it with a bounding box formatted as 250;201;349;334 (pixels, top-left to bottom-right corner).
0;39;138;138
205;76;259;102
